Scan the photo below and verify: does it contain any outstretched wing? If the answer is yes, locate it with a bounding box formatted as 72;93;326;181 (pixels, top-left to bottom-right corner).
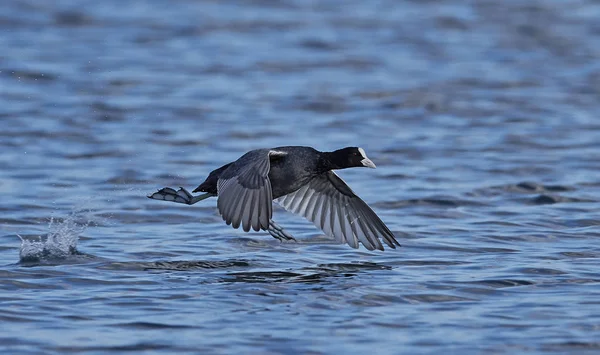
217;149;286;232
276;171;399;250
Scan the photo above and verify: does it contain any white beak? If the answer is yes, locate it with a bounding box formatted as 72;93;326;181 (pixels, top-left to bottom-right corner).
361;158;376;169
358;147;376;168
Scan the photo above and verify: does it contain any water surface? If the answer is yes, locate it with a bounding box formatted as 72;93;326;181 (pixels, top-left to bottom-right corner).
1;0;600;353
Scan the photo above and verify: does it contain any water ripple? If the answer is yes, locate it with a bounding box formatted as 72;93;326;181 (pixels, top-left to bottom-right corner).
2;0;600;353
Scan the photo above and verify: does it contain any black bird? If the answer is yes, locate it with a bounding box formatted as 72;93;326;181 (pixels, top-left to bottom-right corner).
148;146;400;251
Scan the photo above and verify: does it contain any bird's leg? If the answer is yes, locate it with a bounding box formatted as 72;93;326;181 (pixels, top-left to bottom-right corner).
267;220;297;242
147;187;215;205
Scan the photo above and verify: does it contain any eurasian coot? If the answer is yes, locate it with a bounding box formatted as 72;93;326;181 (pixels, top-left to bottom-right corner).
148;146;400;251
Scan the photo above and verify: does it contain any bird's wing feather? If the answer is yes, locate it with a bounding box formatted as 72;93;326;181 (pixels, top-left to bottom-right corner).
275;171;399;250
217;149;286;232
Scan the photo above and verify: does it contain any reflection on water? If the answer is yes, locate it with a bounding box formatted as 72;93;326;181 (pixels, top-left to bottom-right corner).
102;259;252;271
1;0;600;353
220;262;393;284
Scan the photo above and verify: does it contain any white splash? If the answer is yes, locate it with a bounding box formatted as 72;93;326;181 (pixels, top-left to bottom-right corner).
18;211;90;263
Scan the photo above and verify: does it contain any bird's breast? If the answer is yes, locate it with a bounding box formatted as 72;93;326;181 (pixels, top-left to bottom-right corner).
268;163;315;199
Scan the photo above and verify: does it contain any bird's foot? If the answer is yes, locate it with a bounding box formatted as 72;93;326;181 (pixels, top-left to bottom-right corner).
147;187;214;205
268;220;297;242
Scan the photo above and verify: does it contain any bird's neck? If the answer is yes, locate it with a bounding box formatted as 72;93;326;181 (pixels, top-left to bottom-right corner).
317;151;342;172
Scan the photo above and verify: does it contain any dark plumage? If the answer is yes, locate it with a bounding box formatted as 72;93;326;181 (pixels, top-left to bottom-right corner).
148;146;400;251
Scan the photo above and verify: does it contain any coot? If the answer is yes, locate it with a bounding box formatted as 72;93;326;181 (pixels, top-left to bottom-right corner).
148;146;400;251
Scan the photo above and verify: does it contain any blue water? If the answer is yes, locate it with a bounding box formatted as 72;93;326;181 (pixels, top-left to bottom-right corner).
2;0;600;353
